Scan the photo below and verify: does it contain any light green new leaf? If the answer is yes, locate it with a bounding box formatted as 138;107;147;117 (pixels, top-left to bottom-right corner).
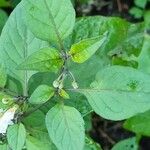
7;123;26;150
46;104;85;150
0;3;49;95
111;137;138;150
18;47;63;73
124;110;150;136
69;34;107;63
0;65;7;88
29;85;54;104
75;66;150;120
22;0;75;45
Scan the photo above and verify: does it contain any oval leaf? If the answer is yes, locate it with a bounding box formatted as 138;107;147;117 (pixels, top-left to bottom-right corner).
29;85;54;104
22;0;75;44
18;47;63;73
69;34;107;63
7;123;26;150
77;66;150;120
45;104;85;150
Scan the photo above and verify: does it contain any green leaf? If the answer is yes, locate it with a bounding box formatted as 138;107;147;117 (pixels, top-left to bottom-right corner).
29;85;54;105
18;47;63;73
0;9;8;33
23;110;46;130
45;104;85;150
111;137;138;150
26;135;56;150
124;110;150;136
0;3;49;95
134;0;147;8
22;0;75;45
129;7;143;19
7;123;26;150
0;65;7;88
59;89;70;99
69;34;107;63
75;66;150;120
65;16;129;56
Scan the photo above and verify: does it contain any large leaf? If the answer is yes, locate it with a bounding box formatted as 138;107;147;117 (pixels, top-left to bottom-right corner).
7;123;26;150
45;104;85;150
69;34;107;63
72;66;150;120
124;110;150;136
29;85;54;104
18;47;63;72
111;137;138;150
22;0;75;46
0;3;48;95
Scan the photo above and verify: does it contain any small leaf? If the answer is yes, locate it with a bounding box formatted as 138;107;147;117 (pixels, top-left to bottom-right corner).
45;104;85;150
0;65;7;88
7;123;26;150
124;110;150;136
69;34;107;63
29;85;54;105
18;47;63;73
59;89;70;99
111;137;138;150
76;66;150;120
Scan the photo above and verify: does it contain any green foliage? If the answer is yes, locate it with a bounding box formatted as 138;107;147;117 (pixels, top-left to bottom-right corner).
111;137;138;150
69;34;107;63
29;85;54;104
0;0;150;149
18;47;63;73
45;104;85;150
79;66;150;120
7;123;26;150
129;0;149;19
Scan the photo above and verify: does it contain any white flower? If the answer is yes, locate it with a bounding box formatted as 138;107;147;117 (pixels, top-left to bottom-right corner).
0;106;17;134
